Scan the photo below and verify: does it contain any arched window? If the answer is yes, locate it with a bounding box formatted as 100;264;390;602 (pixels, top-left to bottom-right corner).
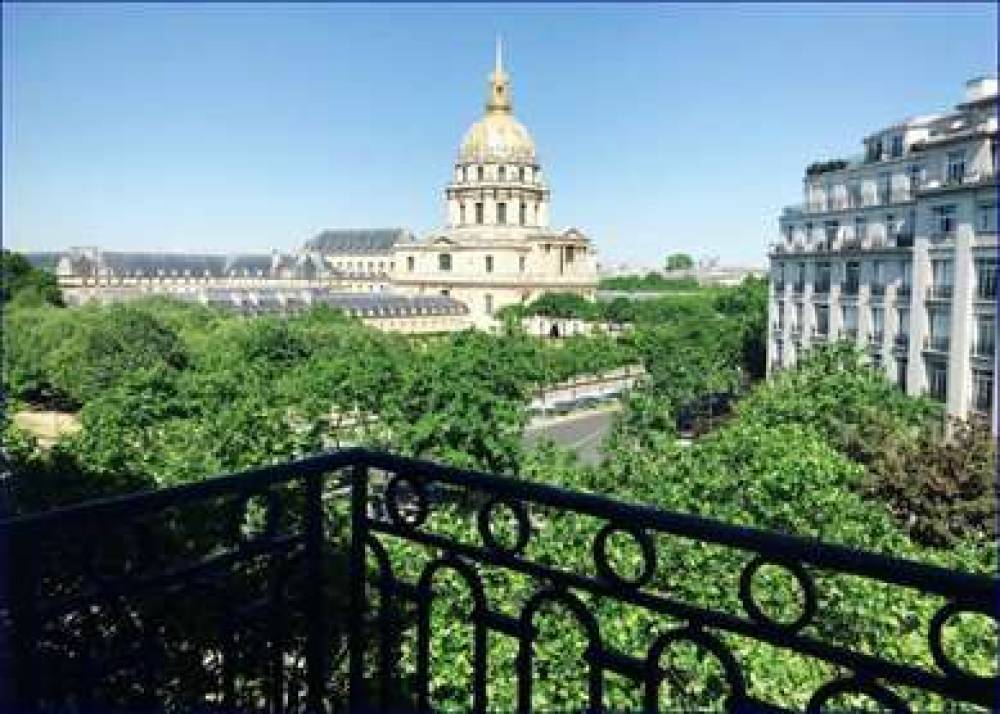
438;253;452;271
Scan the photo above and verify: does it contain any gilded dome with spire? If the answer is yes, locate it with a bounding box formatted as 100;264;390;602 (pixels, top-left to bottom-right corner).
458;39;537;164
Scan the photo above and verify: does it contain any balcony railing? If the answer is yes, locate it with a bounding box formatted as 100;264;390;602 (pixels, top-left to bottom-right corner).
896;284;912;299
894;233;915;248
894;333;910;350
927;285;954;300
925;335;951;353
870;331;885;344
2;449;996;713
976;283;997;302
841;281;859;296
870;284;886;297
971;341;996;360
840;327;859;340
792;281;805;294
811;328;829;342
812;282;830;296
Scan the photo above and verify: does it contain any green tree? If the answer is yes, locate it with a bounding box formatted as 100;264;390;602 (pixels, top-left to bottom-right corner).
0;249;63;306
665;252;695;271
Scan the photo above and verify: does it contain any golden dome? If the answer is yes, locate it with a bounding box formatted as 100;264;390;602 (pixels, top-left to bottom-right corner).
459;113;536;163
457;38;536;164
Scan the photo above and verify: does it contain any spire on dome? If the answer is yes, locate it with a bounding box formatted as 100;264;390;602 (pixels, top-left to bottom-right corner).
486;36;512;114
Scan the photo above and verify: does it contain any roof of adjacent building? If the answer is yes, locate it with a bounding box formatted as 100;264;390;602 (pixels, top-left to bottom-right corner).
304;229;414;254
65;286;469;318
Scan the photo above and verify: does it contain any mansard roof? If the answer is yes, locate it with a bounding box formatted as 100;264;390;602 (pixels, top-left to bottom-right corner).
304;228;414;254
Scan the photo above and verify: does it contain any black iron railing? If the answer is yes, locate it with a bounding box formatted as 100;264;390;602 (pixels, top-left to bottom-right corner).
2;449;997;713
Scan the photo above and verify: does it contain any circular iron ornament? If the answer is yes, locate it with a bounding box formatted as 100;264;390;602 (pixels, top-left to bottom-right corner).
593;523;656;589
738;556;817;634
646;626;747;706
385;475;429;529
477;497;531;555
806;676;910;714
928;600;997;683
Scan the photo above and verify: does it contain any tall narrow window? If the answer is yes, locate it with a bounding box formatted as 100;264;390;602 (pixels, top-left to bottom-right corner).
976;258;998;300
485;255;494;273
946;151;966;184
484;294;493;315
406;256;415;272
519;167;525;182
519;202;526;226
460;203;466;224
462;166;468;182
438;253;452;272
475;203;484;225
497;202;506;225
519;256;526;273
477;166;484;181
498;166;506;181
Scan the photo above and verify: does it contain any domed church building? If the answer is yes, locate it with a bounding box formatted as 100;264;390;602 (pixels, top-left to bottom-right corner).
392;40;598;327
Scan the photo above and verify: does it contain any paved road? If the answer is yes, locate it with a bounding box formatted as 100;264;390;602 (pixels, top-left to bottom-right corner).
524;406;618;465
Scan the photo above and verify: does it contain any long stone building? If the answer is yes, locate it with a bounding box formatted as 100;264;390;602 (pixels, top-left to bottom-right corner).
768;76;998;429
26;41;597;333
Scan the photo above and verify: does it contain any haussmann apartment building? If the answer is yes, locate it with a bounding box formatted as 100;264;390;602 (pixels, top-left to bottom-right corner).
768;76;998;431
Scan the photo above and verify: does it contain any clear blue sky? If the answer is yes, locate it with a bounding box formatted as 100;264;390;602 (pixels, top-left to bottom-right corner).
3;3;996;265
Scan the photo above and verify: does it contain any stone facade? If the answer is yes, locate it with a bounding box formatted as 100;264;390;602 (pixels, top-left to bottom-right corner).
768;76;998;430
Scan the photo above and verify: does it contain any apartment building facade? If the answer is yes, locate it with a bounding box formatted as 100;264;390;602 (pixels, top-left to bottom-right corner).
768;77;998;430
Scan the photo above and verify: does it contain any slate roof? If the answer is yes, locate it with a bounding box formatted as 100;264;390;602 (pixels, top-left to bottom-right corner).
304;229;413;254
67;286;469;318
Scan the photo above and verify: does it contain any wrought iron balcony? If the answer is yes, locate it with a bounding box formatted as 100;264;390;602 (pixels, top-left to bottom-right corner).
840;327;859;340
870;331;885;344
1;449;996;713
971;341;996;360
927;285;954;301
894;233;915;248
924;335;951;353
894;333;910;350
896;284;912;299
811;328;829;342
812;282;830;296
840;281;859;296
975;283;997;302
870;284;886;298
792;281;805;294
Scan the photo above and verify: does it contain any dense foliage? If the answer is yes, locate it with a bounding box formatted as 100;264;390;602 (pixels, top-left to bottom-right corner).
598;272;699;292
2;267;994;711
0;249;63;307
